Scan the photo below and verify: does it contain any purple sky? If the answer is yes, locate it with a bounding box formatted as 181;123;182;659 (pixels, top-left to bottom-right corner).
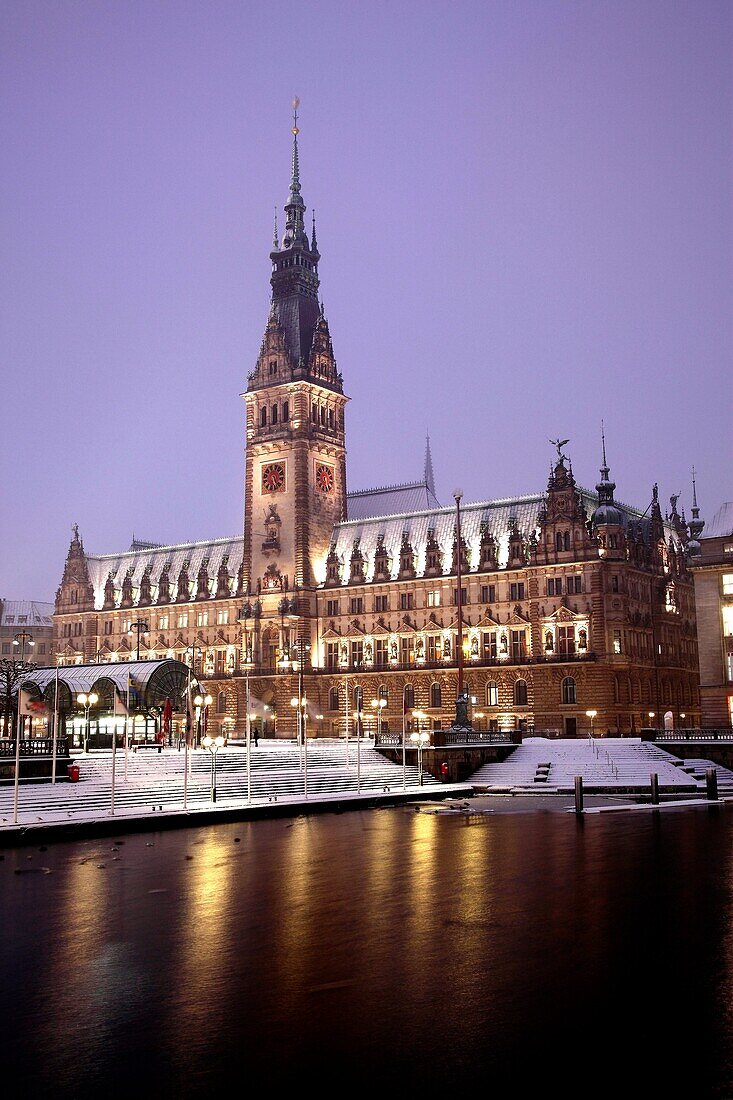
1;0;731;601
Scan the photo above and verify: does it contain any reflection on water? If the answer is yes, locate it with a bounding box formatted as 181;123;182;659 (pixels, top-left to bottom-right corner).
2;805;733;1095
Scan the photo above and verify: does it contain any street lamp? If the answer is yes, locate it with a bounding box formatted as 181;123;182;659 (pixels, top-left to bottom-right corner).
77;691;99;754
202;734;225;802
194;693;213;748
128;619;149;661
13;631;35;665
410;710;430;785
648;711;656;727
371;696;386;742
238;602;255;804
586;709;597;737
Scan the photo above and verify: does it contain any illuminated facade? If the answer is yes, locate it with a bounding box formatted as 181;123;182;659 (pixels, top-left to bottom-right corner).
53;114;702;738
689;501;733;728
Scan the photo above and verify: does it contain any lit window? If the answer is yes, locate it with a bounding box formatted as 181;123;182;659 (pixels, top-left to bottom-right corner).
613;629;623;654
158;614;169;630
217;608;229;625
427;590;441;607
722;574;733;596
177;612;188;629
197;611;208;627
723;607;733;637
486;681;498;707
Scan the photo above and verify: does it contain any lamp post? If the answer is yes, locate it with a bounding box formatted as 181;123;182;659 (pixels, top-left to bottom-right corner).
13;631;35;666
202;734;225;802
128;619;149;661
371;696;386;743
452;489;470;729
194;693;213;749
76;691;99;754
586;709;597;737
648;711;656;730
410;710;430;786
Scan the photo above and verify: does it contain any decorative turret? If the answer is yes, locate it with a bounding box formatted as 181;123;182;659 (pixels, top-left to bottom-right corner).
349;539;366;584
591;424;626;559
534;441;596;564
55;524;95;613
424;527;443;576
372;535;391;581
687;467;705;557
398;533;417;579
478;523;498;571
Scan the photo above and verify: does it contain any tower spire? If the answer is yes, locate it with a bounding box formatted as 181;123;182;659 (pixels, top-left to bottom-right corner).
688;465;705;545
272;208;279;249
424;433;436;497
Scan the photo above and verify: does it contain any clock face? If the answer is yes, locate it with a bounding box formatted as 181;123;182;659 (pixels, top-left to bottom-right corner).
315;463;335;493
261;462;286;493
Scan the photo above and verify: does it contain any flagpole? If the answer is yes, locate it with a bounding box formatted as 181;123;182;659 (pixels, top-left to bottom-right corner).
110;715;117;814
245;663;251;805
51;665;59;785
124;671;130;780
13;691;24;825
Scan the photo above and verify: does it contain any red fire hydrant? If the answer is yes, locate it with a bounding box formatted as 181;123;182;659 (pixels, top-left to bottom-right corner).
67;763;80;782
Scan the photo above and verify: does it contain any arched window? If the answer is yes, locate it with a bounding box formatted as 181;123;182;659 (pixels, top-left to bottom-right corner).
260;407;267;427
486;680;498;707
404;684;415;711
564;531;570;551
514;679;528;706
216;691;227;714
556;532;564;551
430;683;442;708
562;677;576;705
328;408;334;429
271;404;278;424
378;684;388;702
353;685;363;712
328;687;339;711
282;401;289;422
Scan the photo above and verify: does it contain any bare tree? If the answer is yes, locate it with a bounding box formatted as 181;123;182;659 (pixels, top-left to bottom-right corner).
0;659;34;736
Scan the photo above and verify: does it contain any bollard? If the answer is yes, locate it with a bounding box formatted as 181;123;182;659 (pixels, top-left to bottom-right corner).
706;767;719;801
650;773;659;805
574;775;584;814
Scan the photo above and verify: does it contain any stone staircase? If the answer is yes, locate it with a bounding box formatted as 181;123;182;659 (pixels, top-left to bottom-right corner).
471;737;699;795
0;739;441;824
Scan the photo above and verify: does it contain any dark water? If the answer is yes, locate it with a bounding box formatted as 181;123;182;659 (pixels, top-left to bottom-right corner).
2;802;733;1097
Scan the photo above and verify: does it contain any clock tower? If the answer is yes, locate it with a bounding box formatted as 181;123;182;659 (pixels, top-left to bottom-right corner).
242;102;348;628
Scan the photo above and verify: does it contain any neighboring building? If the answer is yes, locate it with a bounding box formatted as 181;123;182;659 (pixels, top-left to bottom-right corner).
52;112;702;738
0;599;54;665
689;500;733;728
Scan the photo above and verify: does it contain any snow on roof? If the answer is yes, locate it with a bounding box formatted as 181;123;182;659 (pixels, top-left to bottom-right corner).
347;480;441;520
0;600;55;627
704;502;733;540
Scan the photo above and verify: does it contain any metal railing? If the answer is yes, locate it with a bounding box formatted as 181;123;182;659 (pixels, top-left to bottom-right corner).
652;728;733;742
0;737;70;757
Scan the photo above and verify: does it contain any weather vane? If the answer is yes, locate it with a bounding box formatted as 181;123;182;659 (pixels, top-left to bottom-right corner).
292;96;300;135
549;437;570;461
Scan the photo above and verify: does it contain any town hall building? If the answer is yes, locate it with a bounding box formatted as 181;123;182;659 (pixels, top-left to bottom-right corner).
53;111;702;739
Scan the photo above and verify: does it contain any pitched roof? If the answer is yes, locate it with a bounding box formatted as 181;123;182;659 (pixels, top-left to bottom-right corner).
704;502;733;539
0;600;55;627
346;480;441;521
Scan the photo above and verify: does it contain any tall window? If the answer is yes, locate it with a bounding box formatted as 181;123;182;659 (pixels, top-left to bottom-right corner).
353;686;363;712
427;590;441;607
217;691;227;714
375;639;389;667
329;687;340;711
326;599;340;617
558;626;575;655
514;679;528;706
427;635;441;663
400;593;414;611
374;595;389;613
481;584;496;604
510;629;526;660
271;404;278;424
403;684;415;711
723;606;733;636
197;611;208;627
282;401;289;422
350;597;364;615
350;640;364;667
400;637;414;665
722;574;733;596
260;407;267;427
547;578;561;596
510;582;525;601
482;631;498;659
158;614;169;630
217;608;229;625
430;683;442;708
326;642;339;670
486;680;498;707
562;677;576;704
378;684;388;701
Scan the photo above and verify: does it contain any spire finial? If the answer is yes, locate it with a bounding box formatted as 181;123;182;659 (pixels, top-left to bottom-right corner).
273;208;279;249
311;208;318;252
601;419;608;470
692;465;699;511
290;96;301;198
